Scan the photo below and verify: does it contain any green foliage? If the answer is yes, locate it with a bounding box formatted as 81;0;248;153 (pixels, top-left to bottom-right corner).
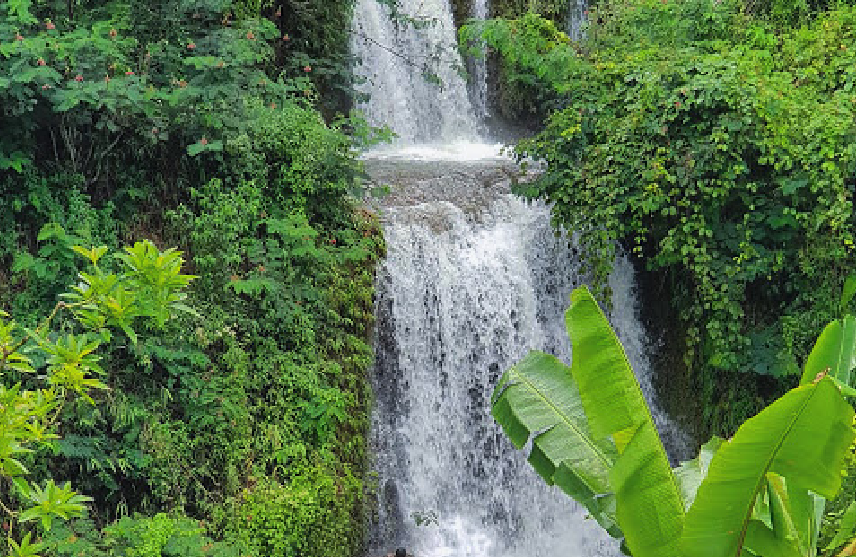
0;241;193;555
680;379;851;557
466;4;856;441
41;514;239;557
493;285;856;557
225;469;362;557
566;287;686;556
493;351;620;535
0;0;382;554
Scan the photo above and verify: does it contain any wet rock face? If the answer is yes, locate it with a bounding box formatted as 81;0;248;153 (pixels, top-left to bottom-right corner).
363;157;530;213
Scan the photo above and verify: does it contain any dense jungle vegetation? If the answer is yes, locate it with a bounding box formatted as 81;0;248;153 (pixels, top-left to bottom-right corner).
5;0;856;555
467;0;856;435
0;0;384;555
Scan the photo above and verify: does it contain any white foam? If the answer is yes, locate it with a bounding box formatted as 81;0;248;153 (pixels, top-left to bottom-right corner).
361;141;509;162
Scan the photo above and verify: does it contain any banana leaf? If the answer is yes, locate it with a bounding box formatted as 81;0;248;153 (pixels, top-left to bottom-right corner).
565;286;685;557
800;316;856;387
680;377;855;557
492;350;621;537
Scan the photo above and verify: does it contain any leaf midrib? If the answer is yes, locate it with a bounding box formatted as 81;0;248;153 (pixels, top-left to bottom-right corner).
733;383;821;557
511;366;614;476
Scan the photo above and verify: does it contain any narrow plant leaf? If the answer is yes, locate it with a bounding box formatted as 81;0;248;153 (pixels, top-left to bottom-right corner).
842;276;856;312
492;350;620;537
565;286;684;557
742;521;803;557
748;474;823;556
827;501;856;552
800;316;856;387
673;437;724;509
680;378;854;557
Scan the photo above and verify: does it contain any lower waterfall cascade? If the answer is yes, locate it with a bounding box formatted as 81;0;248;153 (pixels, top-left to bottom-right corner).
364;158;689;557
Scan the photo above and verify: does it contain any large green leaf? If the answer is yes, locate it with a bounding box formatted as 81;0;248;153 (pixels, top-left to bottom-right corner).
492;350;621;536
565;286;685;557
680;377;854;557
800;316;856;387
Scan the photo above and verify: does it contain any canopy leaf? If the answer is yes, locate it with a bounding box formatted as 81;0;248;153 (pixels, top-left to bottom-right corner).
800;316;856;387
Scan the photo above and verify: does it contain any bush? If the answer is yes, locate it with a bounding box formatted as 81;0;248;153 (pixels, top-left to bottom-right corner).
224;467;363;557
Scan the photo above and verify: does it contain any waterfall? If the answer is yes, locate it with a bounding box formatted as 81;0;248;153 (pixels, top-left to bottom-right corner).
365;159;688;557
351;0;479;144
468;0;489;120
568;0;587;41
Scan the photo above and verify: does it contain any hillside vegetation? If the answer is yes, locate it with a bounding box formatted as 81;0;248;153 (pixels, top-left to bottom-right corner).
0;1;383;555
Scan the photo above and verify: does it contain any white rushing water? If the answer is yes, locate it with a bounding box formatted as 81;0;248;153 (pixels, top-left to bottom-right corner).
568;0;587;42
468;0;490;120
351;0;479;144
365;161;688;557
354;2;687;555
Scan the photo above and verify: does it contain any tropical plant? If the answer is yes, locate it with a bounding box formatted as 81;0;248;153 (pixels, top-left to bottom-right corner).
0;239;195;556
464;3;856;437
492;285;856;557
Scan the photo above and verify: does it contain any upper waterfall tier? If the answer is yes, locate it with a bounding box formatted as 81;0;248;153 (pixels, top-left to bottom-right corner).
351;0;480;145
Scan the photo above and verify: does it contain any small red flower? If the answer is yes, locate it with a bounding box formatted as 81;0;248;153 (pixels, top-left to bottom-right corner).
199;137;208;145
109;28;117;38
15;33;24;41
46;21;56;30
187;41;196;50
74;74;83;82
270;103;276;109
246;30;255;40
303;65;311;72
42;84;51;90
674;101;681;108
125;70;134;76
37;58;45;66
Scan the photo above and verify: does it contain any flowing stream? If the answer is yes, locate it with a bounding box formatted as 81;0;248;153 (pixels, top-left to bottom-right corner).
354;2;687;556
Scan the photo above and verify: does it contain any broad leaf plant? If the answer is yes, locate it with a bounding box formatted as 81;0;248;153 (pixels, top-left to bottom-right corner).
494;285;856;557
0;237;194;557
